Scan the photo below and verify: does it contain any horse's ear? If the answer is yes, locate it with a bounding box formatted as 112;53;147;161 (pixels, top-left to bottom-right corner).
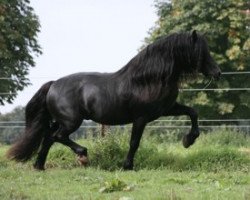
192;30;198;43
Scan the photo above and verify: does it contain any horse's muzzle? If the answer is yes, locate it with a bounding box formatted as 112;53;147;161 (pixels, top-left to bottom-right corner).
213;70;221;80
207;67;221;80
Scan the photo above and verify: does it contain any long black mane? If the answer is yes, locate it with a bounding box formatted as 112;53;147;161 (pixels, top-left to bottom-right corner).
115;32;204;99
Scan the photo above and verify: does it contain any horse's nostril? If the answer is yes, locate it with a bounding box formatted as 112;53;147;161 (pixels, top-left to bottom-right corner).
215;71;221;80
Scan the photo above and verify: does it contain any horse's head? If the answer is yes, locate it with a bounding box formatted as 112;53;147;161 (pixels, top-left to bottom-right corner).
192;31;221;80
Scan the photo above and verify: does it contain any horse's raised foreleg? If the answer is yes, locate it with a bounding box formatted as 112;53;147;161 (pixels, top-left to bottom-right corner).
164;102;200;148
123;118;147;170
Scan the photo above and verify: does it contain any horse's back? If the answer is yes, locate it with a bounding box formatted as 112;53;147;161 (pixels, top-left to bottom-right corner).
46;72;112;123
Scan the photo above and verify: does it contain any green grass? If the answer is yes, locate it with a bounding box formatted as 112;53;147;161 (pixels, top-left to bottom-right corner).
0;130;250;199
0;167;249;200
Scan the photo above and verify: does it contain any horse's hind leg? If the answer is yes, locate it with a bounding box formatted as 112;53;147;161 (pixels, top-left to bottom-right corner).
33;122;59;170
164;102;200;148
55;133;88;157
53;125;88;165
33;135;54;170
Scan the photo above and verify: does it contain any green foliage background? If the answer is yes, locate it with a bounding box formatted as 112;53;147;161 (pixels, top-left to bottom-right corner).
0;0;41;105
145;0;250;119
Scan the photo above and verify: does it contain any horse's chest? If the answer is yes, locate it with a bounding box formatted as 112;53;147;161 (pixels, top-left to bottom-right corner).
145;97;176;114
131;88;178;117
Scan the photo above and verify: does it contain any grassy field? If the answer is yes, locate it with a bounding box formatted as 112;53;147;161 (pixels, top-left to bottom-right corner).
0;130;250;200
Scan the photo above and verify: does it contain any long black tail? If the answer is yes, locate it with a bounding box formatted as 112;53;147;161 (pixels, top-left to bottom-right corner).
7;81;54;162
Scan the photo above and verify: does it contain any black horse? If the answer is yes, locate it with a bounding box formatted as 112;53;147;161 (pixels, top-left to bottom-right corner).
7;31;221;170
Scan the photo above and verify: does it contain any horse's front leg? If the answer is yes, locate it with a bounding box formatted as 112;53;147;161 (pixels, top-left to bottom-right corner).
164;102;200;148
123;117;147;170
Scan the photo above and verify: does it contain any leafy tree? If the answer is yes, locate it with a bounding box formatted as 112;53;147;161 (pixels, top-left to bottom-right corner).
146;0;250;119
0;0;41;105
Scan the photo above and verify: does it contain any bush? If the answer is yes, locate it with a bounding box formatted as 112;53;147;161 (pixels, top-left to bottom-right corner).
87;131;129;171
87;129;172;171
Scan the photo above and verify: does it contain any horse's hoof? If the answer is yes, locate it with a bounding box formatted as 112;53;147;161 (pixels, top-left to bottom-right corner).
182;135;195;148
123;161;134;171
33;163;45;171
182;135;191;148
77;155;89;166
123;166;133;171
182;134;196;148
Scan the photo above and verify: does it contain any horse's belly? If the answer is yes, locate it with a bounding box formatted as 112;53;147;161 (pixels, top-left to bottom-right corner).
92;115;133;125
81;88;132;125
86;105;133;125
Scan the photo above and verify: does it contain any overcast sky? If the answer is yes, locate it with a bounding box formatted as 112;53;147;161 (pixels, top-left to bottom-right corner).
1;0;157;113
